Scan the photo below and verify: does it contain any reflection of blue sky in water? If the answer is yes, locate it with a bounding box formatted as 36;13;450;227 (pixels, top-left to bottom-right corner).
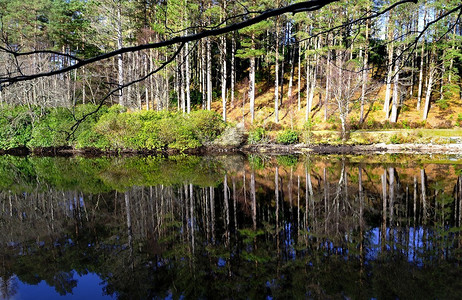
364;227;429;266
15;273;113;300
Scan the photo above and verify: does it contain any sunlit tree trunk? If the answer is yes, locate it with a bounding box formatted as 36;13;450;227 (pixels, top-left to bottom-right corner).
249;33;256;123
423;45;435;120
359;16;370;123
117;3;124;106
221;35;227;121
390;48;400;123
297;43;301;111
274;16;280;123
185;41;191;113
206;37;212;111
231;35;236;108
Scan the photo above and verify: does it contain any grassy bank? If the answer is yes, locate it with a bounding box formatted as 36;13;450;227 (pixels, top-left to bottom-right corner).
0;104;226;152
1;104;462;154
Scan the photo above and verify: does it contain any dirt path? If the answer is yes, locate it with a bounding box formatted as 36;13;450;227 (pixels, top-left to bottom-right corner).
241;143;462;155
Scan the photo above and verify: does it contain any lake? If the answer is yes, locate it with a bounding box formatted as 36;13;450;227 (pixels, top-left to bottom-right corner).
0;153;461;299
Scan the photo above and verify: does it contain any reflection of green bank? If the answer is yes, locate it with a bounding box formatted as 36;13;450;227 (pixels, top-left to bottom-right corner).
0;155;228;193
0;154;461;298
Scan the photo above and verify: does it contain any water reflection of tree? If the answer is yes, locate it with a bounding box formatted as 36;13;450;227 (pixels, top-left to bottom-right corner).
0;155;461;298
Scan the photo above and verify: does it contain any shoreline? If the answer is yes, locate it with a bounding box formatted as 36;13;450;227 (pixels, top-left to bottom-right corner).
1;143;462;157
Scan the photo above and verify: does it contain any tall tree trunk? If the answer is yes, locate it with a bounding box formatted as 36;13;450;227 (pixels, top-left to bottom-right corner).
423;45;435;120
360;16;370;123
390;48;400;123
186;42;191;113
324;36;331;121
288;46;294;105
384;10;395;118
417;41;425;110
117;3;124;106
297;43;301;111
416;7;427;110
207;37;212;111
180;50;185;113
249;33;256;123
221;35;227;121
274;17;280;123
231;35;236;108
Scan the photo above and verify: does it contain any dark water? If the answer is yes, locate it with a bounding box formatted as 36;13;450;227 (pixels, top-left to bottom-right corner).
0;153;462;299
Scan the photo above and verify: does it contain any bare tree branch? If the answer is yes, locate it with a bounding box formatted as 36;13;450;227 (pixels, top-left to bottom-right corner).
66;43;186;140
0;0;341;87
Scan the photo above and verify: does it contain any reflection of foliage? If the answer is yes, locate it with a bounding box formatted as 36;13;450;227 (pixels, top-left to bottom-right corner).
276;155;298;167
0;155;226;193
248;154;266;170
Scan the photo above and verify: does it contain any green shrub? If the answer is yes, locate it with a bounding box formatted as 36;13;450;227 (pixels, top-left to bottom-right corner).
389;134;401;144
187;110;226;144
302;119;314;144
0;105;36;149
248;127;267;144
74;104;110;149
276;129;299;144
28;107;74;148
94;110;142;149
436;98;449;110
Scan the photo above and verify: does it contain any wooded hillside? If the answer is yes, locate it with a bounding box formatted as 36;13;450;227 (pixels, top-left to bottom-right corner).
0;0;461;135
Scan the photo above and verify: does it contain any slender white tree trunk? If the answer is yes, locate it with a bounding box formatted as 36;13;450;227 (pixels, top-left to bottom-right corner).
231;35;235;108
390;56;400;123
288;47;294;104
207;37;212;111
423;55;434;120
417;42;425;110
221;35;227;121
360;18;369;123
185;41;191;113
274;19;280;123
249;34;256;123
117;3;124;106
297;43;301;111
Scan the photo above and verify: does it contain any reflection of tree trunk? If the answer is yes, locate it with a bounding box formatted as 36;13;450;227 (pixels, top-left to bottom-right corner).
413;176;417;226
275;166;280;255
224;175;230;244
459;176;462;228
190;184;194;254
381;169;387;251
233;177;237;233
289;168;293;216
210;187;215;242
323;167;328;233
251;171;256;231
359;166;364;287
125;191;133;269
305;167;314;235
421;169;427;222
388;168;395;224
297;175;300;233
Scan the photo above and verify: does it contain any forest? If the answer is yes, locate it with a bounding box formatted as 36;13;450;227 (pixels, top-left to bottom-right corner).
0;0;461;150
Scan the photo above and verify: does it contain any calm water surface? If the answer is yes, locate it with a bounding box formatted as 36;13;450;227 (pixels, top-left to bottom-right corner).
0;153;461;299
